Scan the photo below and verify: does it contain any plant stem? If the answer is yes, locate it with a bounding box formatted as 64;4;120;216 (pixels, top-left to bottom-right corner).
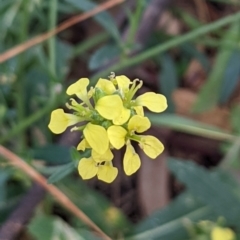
0;96;60;144
0;145;111;240
91;11;240;83
48;0;57;78
16;0;29;151
72;32;108;58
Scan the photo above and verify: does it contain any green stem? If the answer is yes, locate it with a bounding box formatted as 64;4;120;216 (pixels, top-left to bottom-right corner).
16;0;29;151
91;11;240;84
48;0;57;77
195;37;240;49
72;32;108;58
0;96;60;145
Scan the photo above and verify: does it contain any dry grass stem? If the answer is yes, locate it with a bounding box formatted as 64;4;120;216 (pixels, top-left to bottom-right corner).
0;145;112;240
0;0;125;63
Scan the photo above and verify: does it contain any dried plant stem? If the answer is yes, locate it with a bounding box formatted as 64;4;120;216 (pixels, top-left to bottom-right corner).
0;0;125;63
0;145;111;240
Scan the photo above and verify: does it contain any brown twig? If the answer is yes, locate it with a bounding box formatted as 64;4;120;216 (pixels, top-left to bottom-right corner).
0;1;172;238
0;145;111;240
0;0;125;64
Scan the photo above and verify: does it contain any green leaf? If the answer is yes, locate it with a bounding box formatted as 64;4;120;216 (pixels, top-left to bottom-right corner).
65;0;120;40
128;192;216;240
57;177;132;237
0;196;22;224
168;158;240;227
47;162;75;184
158;54;178;112
25;68;49;111
147;113;235;141
91;12;240;84
55;39;73;79
0;173;25;224
230;104;240;134
70;147;82;164
47;149;91;183
0;168;11;202
28;214;98;240
192;22;240;113
219;137;240;170
72;33;108;58
180;43;209;71
219;50;240;104
33;144;71;165
89;43;121;70
0;0;22;41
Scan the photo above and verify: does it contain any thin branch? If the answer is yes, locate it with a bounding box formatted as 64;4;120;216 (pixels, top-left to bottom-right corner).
0;0;125;63
0;145;111;240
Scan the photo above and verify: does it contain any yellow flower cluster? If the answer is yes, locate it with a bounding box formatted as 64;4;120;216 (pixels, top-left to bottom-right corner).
48;74;167;183
211;227;235;240
194;220;236;240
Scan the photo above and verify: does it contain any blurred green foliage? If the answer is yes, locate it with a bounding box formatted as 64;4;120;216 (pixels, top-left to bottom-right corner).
1;0;240;239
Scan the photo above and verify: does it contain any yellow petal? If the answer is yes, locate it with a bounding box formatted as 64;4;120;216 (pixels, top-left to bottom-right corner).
96;78;116;94
48;109;80;134
133;106;144;116
115;75;131;95
92;148;113;162
83;123;109;154
95;95;123;120
107;126;127;149
123;142;141;175
136;92;167;112
139;135;164;159
211;227;235;240
66;78;89;100
77;138;90;151
97;164;118;183
113;107;131;125
128;115;151;133
78;158;98;179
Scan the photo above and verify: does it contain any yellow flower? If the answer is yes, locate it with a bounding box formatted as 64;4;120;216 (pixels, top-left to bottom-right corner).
97;162;118;183
108;115;150;149
113;107;131;125
133;106;144;116
77;138;91;151
95;95;123;120
115;75;131;97
128;115;151;133
83;123;109;154
78;158;98;179
92;148;113;162
66;78;89;98
211;227;235;240
48;109;83;134
66;78;93;108
138;135;164;159
78;154;117;183
96;78;116;94
123;141;141;175
136;92;167;112
108;115;156;175
49;74;168;183
107;125;127;149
